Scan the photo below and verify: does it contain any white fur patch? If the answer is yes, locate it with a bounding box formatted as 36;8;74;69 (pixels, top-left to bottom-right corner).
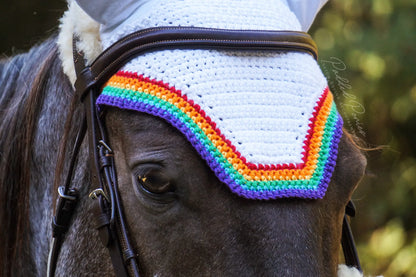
57;1;101;85
338;264;383;277
338;265;363;277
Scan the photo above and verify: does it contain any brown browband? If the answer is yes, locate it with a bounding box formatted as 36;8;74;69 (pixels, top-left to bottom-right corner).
74;26;318;101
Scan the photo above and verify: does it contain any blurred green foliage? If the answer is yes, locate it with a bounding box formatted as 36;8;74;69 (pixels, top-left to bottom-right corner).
1;0;415;276
312;0;416;275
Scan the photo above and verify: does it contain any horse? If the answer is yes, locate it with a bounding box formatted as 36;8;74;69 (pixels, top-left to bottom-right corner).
0;0;367;276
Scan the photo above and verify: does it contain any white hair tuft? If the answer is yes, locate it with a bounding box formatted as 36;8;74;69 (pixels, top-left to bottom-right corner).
57;1;101;85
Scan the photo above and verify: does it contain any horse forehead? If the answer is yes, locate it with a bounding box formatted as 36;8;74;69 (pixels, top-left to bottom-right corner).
106;111;194;159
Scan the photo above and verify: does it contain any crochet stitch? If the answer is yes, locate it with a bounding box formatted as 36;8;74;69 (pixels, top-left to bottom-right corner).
97;71;343;200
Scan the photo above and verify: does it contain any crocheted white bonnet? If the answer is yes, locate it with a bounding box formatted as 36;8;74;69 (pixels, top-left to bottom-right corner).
58;0;343;200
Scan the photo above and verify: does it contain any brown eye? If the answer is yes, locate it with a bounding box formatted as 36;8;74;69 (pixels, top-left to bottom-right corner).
137;170;174;195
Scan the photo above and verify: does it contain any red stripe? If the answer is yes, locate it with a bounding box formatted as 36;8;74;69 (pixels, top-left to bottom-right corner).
301;87;329;165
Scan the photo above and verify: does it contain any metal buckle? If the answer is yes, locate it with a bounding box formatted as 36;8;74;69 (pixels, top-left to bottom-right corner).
58;186;77;201
89;188;110;203
99;140;113;153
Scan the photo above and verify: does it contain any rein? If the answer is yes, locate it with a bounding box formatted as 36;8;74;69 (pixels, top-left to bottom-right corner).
48;26;361;276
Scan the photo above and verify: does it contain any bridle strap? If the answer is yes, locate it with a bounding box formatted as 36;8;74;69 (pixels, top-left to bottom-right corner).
84;86;138;277
49;26;360;276
47;118;86;277
79;42;141;276
341;201;362;271
48;41;139;277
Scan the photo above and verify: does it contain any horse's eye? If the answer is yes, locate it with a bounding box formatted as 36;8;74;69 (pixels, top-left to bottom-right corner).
136;170;174;195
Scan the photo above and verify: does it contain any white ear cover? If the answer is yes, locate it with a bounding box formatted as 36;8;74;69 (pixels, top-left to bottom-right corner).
284;0;328;31
74;0;149;29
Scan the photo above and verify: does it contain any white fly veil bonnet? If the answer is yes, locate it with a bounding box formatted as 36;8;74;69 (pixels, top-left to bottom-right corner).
61;0;342;200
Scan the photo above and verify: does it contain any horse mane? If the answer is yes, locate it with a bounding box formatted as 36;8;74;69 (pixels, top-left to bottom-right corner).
0;37;70;276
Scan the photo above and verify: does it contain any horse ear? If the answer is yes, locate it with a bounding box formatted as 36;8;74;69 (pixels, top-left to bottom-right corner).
74;0;145;28
284;0;329;31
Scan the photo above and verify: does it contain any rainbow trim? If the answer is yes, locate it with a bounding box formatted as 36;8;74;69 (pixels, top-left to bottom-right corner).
97;71;343;199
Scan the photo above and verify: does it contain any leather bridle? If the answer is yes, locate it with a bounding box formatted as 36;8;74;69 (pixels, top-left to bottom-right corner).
47;26;361;276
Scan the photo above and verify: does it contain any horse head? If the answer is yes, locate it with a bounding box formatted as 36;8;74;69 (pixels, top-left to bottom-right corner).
0;1;368;276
